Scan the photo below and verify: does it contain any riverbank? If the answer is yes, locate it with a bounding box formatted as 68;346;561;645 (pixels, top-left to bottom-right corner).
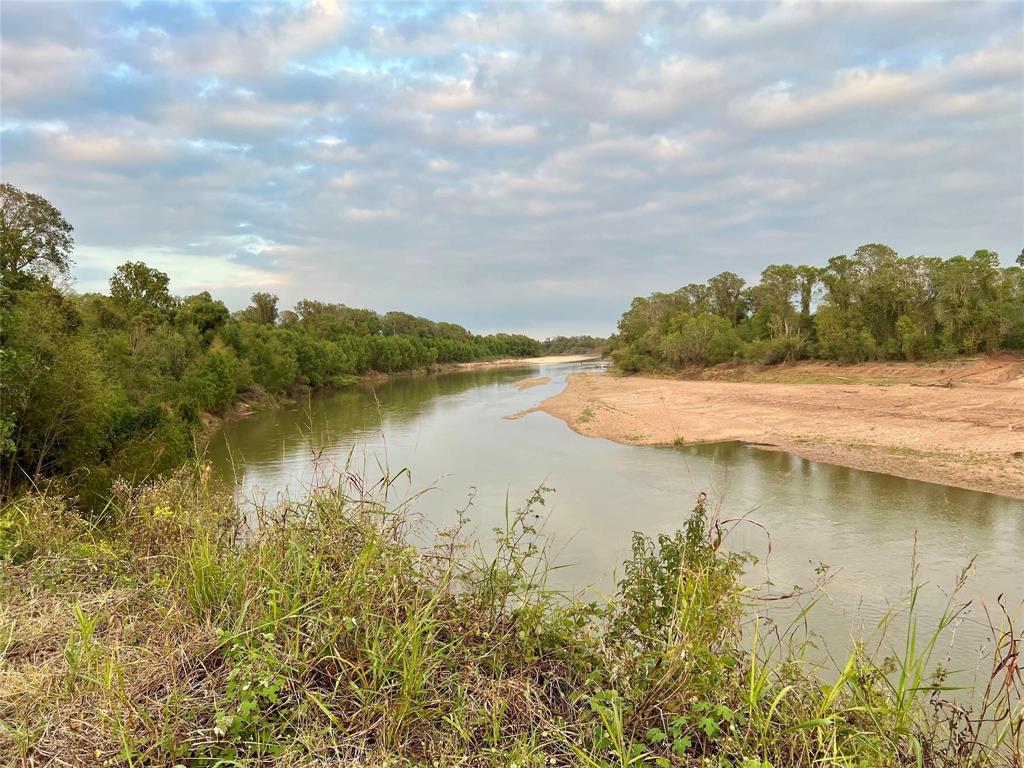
5;471;1017;765
540;357;1024;499
456;353;601;369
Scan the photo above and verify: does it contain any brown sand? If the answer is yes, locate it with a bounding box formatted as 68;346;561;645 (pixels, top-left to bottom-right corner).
516;376;552;390
539;358;1024;499
457;354;600;370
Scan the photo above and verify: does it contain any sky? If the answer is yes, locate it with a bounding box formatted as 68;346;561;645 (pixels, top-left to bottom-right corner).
1;1;1022;337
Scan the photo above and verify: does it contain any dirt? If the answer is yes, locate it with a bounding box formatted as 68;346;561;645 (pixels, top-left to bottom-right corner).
516;376;552;390
539;356;1024;499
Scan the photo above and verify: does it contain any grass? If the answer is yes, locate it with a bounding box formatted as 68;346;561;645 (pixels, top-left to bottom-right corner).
0;469;1020;767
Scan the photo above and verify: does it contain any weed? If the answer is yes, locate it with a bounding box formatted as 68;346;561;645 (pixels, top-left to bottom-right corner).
0;470;1019;766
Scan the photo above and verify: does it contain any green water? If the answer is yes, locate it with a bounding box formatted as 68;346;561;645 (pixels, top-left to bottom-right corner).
208;360;1023;686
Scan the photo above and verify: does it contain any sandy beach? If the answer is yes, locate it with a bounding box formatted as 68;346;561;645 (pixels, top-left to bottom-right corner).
539;357;1024;499
457;354;601;370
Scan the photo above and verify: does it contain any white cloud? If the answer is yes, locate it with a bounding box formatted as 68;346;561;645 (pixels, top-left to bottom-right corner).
154;0;348;78
343;207;398;222
1;0;1021;335
609;56;724;118
50;132;181;166
738;66;926;129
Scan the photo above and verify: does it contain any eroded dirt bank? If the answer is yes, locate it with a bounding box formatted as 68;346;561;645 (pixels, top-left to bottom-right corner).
539;358;1024;499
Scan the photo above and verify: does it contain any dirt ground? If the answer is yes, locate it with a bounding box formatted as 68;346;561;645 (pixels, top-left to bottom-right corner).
539;356;1024;499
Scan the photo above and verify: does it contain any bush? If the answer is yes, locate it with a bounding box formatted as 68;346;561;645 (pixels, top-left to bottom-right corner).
743;335;807;365
611;346;652;372
659;312;742;366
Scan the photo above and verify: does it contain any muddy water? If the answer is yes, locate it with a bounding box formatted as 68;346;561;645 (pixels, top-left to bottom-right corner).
208;360;1022;688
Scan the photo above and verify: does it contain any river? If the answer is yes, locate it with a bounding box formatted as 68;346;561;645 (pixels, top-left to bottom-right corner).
208;359;1023;690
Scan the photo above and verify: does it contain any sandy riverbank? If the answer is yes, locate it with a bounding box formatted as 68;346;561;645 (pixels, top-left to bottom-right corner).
457;354;601;370
539;358;1024;499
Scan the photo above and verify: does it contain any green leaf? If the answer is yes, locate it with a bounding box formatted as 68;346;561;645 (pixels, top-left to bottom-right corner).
645;727;667;744
672;735;692;757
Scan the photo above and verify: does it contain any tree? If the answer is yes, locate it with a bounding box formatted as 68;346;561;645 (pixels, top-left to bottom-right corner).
851;242;899;270
179;291;229;344
659;312;740;366
109;261;175;314
707;271;746;325
0;183;74;286
794;265;819;324
1;285;110;490
820;254;859;314
242;292;279;325
751;264;800;338
1017;248;1023;267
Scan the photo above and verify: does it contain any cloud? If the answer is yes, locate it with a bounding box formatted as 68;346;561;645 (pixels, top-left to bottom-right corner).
152;0;348;78
343;207;398;223
609;55;724;119
1;0;1021;336
738;67;926;129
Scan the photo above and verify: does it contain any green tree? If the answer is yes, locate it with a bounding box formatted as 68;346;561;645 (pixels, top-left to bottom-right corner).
109;261;175;314
750;264;800;338
179;291;229;344
241;292;279;325
659;313;741;366
707;271;746;325
795;265;819;329
1;286;110;490
0;183;74;288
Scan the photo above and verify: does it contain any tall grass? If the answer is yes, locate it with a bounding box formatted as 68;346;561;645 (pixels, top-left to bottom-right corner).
0;469;1019;766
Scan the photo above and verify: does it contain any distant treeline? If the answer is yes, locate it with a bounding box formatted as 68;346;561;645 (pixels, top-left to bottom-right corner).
0;184;538;499
612;243;1024;372
538;334;609;356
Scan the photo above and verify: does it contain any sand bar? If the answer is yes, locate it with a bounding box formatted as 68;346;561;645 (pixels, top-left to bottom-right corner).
539;358;1024;499
516;376;552;390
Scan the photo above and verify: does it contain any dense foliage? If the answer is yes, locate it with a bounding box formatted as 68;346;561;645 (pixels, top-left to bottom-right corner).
539;334;610;356
0;185;538;500
613;244;1024;372
2;472;1018;766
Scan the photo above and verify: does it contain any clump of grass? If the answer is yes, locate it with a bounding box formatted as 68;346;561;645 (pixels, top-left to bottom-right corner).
0;469;1020;766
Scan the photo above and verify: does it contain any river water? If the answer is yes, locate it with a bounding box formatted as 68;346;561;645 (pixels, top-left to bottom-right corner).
208;360;1023;688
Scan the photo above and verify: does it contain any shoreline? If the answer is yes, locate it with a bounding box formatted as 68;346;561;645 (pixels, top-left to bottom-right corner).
539;361;1024;500
454;353;601;370
198;354;601;445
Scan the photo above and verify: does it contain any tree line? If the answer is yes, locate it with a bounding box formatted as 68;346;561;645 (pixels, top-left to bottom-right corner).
0;183;539;500
538;335;609;356
612;243;1024;372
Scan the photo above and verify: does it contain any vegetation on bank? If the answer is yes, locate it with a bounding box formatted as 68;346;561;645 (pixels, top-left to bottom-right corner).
1;471;1019;766
539;335;611;357
612;244;1024;372
0;183;538;501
